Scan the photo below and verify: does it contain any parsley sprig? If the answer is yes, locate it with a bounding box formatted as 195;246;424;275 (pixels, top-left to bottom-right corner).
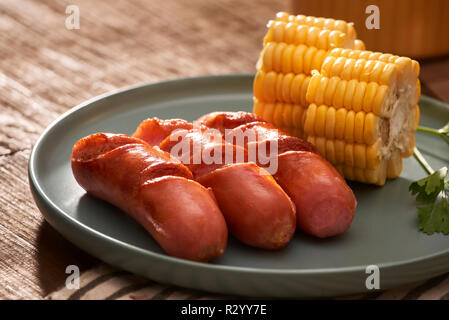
409;167;449;235
409;122;449;235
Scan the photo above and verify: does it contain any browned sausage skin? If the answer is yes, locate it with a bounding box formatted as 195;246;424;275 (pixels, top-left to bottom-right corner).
132;118;193;147
195;111;265;135
134;119;297;250
71;133;228;262
225;121;318;156
196;111;357;238
197;163;296;249
275;151;356;237
158;127;248;179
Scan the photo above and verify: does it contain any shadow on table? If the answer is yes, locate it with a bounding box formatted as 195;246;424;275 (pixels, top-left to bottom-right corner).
34;220;98;297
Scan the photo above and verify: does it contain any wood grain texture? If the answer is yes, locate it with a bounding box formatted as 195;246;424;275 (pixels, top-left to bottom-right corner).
0;0;447;300
0;0;286;299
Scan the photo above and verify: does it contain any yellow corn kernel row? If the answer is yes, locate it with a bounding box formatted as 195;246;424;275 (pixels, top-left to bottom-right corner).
306;72;394;118
334;147;404;186
263;20;352;50
253;98;306;137
328;48;420;107
328;48;419;82
306;136;382;170
260;42;327;75
274;12;357;43
253;70;310;105
304;104;420;146
304;103;385;145
306;130;416;171
321;56;398;86
254;13;422;185
335;160;388;186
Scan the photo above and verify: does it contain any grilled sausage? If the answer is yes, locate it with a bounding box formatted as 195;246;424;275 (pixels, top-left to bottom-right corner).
134;119;297;250
71;133;228;261
197;111;357;238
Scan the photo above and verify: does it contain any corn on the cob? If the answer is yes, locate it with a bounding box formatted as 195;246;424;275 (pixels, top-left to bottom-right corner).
304;55;419;184
273;12;357;47
253;12;420;185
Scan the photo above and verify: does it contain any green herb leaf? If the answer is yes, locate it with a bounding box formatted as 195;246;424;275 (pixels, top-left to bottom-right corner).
417;201;447;235
409;167;449;235
441;203;449;235
409;167;447;203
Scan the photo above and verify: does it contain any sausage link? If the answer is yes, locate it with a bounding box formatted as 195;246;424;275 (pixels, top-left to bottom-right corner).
135;120;297;250
196;111;357;238
71;133;228;262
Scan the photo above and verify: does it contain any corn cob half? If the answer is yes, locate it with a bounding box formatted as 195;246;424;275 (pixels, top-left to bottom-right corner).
305;55;420;185
253;12;420;185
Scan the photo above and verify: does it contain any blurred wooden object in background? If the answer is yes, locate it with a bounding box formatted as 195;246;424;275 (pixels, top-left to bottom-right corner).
292;0;449;59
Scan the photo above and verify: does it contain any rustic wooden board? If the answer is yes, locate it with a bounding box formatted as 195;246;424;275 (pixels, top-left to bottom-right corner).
0;0;447;299
0;0;286;299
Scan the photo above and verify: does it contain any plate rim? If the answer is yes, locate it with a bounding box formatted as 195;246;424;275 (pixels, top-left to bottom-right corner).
28;73;449;277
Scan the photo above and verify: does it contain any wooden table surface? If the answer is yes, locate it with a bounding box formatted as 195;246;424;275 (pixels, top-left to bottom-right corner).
0;0;448;299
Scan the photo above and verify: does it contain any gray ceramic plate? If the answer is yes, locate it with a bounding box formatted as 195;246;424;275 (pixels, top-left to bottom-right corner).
29;74;449;298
